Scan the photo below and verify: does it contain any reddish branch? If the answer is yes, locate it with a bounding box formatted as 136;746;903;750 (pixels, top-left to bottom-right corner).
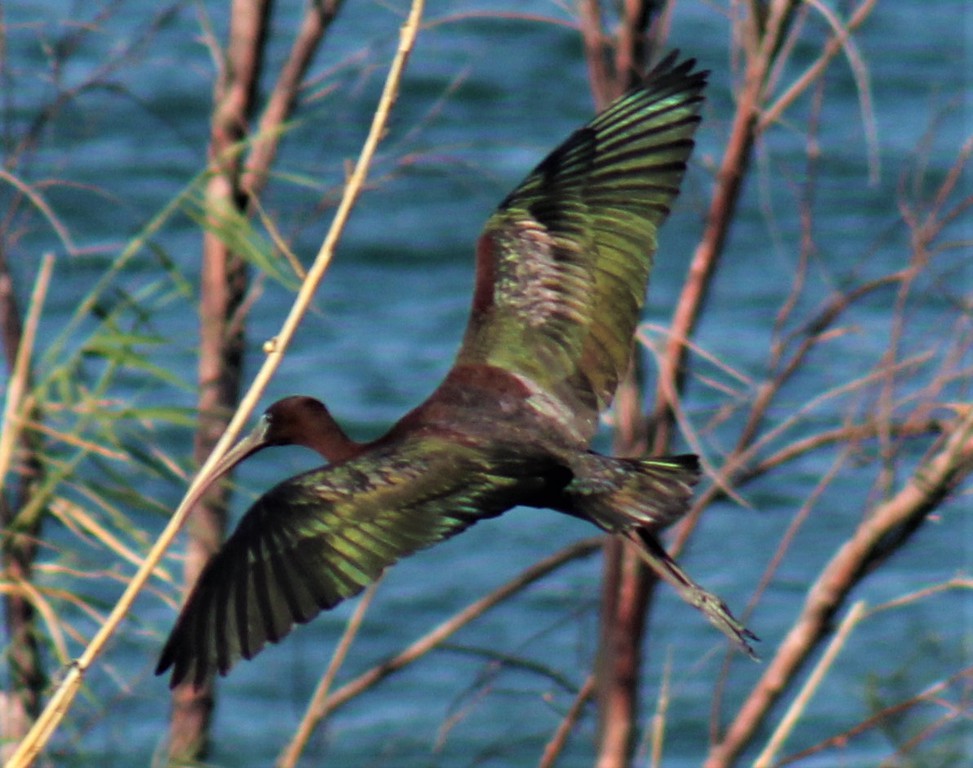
651;1;801;449
778;663;973;766
578;3;681;766
578;0;612;111
243;0;345;197
585;3;807;766
706;412;973;767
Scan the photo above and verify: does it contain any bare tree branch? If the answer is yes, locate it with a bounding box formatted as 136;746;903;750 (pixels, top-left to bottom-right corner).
706;410;973;767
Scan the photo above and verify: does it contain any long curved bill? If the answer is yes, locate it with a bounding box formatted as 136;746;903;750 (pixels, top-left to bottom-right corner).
178;416;273;516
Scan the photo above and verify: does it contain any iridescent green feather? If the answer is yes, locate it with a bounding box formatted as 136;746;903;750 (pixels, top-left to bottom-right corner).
156;438;552;687
457;55;706;439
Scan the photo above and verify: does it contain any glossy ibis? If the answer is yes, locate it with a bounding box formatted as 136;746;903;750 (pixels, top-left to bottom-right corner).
158;54;756;689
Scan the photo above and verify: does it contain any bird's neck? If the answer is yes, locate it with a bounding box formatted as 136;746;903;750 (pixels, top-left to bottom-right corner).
304;414;362;463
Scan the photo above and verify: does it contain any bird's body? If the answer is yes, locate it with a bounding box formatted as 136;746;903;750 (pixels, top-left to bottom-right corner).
158;55;756;688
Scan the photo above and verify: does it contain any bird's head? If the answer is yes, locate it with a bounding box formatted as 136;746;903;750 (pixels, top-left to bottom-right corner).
259;396;337;447
186;396;361;506
259;396;360;461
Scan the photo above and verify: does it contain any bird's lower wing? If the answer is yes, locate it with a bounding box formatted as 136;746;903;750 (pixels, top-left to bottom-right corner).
157;442;545;688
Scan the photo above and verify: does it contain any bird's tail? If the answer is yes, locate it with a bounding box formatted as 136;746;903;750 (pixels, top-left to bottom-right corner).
626;528;759;659
558;452;701;532
556;452;758;658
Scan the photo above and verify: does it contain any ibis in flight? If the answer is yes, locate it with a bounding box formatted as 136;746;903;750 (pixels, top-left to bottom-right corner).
157;54;756;689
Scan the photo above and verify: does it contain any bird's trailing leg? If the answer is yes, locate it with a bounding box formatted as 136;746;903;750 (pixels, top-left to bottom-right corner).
625;528;759;659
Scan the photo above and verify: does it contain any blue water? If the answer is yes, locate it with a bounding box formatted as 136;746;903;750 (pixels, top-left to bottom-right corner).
3;1;970;766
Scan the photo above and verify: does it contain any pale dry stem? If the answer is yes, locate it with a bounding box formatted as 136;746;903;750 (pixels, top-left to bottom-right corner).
0;255;53;496
753;600;867;767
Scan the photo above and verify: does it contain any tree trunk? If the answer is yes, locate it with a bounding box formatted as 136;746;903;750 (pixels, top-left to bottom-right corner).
167;1;271;761
581;3;661;765
167;0;343;759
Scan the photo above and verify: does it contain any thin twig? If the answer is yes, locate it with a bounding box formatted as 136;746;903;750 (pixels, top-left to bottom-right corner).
578;0;611;110
0;172;77;255
760;0;879;181
538;674;595;768
648;650;673;768
277;579;382;768
753;601;867;768
242;0;345;199
778;664;973;766
652;0;802;451
309;538;600;721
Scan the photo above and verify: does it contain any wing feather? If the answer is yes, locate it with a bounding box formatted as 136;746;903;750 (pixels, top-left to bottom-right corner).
157;440;545;687
455;54;706;439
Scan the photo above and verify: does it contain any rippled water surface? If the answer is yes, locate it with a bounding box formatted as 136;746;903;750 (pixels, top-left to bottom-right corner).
4;1;970;766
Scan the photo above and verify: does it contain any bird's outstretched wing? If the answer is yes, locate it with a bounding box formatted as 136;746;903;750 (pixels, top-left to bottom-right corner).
157;440;550;688
455;55;706;439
